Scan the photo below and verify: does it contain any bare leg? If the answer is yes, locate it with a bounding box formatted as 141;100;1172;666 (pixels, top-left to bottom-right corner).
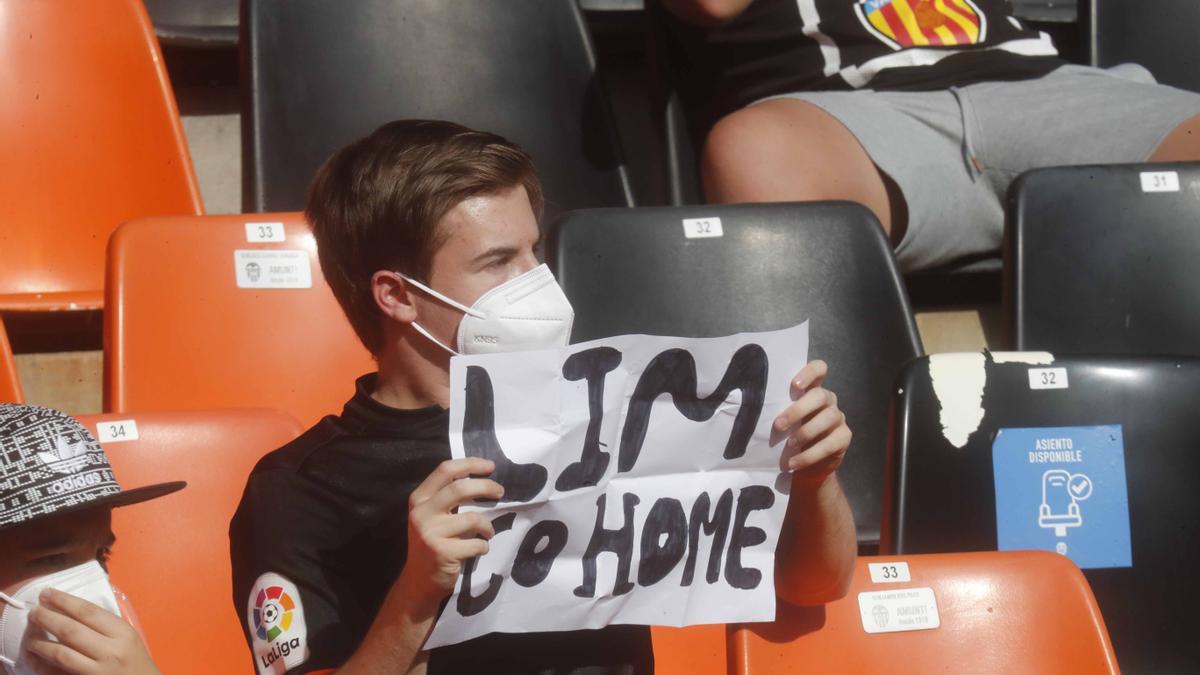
1148;113;1200;162
701;98;907;244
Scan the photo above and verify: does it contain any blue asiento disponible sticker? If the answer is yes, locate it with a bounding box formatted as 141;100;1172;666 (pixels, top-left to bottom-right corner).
992;425;1132;569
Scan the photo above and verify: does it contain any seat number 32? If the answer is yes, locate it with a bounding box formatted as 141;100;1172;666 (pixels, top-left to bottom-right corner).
682;217;724;239
1028;367;1068;390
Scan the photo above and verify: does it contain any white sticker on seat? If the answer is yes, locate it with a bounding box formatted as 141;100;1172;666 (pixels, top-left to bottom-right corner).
1028;367;1068;390
858;587;940;634
96;420;139;443
1140;171;1179;193
682;217;723;239
234;250;312;289
867;561;911;584
245;222;286;243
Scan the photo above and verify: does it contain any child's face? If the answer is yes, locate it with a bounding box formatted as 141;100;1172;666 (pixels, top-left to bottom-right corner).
0;507;114;596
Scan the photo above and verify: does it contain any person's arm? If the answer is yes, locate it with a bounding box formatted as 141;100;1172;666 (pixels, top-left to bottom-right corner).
335;457;503;675
771;360;857;606
660;0;755;27
25;587;160;675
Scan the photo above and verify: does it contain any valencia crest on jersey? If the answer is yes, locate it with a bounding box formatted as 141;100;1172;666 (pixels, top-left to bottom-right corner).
855;0;987;50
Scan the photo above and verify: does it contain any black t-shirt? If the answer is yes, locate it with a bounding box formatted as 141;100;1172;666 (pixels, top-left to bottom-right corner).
653;0;1067;136
229;374;654;675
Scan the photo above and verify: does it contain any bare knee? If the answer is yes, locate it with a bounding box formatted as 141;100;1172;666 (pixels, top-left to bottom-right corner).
701;102;790;197
1149;113;1200;162
700;99;894;232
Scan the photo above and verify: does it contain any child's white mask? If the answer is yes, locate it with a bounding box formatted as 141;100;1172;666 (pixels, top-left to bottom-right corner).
0;560;121;675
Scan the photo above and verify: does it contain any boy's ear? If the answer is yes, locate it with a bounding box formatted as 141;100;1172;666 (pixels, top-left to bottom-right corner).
371;271;420;324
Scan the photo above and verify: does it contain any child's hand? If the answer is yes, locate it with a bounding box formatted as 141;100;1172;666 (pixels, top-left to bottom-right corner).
27;587;161;675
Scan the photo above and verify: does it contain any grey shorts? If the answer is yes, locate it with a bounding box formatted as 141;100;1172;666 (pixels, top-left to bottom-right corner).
761;64;1200;271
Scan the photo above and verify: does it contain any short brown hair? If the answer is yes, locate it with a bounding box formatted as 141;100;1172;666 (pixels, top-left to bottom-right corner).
306;119;544;355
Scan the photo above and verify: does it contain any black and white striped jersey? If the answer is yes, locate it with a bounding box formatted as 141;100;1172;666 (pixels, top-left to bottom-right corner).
656;0;1064;135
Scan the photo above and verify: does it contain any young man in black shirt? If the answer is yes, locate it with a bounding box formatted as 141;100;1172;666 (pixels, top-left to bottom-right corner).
230;119;856;674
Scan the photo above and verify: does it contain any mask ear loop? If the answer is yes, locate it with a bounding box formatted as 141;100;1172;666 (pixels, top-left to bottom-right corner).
409;321;460;356
0;592;28;667
397;274;486;319
397;273;482;356
0;592;28;611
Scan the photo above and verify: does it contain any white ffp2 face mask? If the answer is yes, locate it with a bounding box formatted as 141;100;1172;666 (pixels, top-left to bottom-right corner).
401;263;575;355
0;560;122;675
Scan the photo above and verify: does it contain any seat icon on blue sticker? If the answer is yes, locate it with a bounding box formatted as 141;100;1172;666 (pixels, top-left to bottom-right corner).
992;425;1131;569
1039;469;1092;536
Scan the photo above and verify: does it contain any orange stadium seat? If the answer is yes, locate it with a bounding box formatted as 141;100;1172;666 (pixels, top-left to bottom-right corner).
0;0;202;311
0;319;22;403
104;214;376;427
731;551;1118;674
81;409;303;675
652;625;727;675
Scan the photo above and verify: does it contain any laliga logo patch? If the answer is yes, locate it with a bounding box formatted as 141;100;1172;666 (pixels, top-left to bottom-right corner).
253;585;295;642
247;572;309;674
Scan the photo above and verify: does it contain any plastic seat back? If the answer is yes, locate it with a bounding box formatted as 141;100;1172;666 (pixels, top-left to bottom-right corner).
0;0;202;311
1091;0;1200;92
887;353;1200;673
104;214;376;427
144;0;238;47
82;409;303;675
548;202;922;546
1008;162;1200;354
243;0;632;223
1011;0;1077;21
732;551;1117;673
0;320;21;403
652;625;726;675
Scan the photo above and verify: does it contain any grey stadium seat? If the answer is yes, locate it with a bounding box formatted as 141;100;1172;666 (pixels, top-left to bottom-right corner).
242;0;633;224
886;353;1200;673
548;202;923;547
1007;162;1200;355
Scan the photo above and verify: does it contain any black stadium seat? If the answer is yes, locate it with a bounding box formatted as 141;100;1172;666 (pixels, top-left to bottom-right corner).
1011;0;1077;23
144;0;238;48
1091;0;1200;93
548;202;923;547
1007;162;1200;355
242;0;633;223
885;353;1200;673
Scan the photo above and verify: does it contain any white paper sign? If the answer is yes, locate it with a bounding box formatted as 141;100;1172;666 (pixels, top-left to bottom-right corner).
682;217;723;239
427;322;811;648
245;222;286;243
1140;171;1180;193
1028;367;1068;390
867;561;911;584
858;587;941;634
234;250;312;289
96;420;139;444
